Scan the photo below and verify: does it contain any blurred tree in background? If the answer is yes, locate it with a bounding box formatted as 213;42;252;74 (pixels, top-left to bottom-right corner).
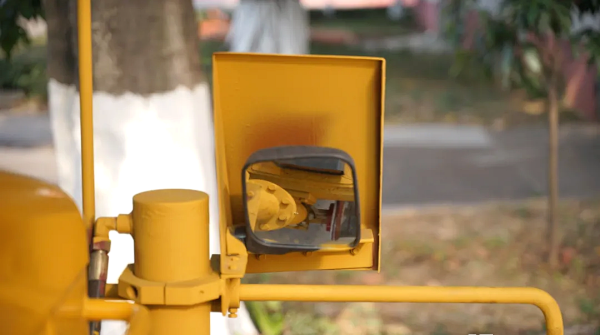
450;0;600;268
0;0;44;58
0;0;46;100
226;0;309;54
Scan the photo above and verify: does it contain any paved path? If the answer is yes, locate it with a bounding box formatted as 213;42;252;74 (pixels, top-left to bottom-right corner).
382;124;600;209
2;113;600;208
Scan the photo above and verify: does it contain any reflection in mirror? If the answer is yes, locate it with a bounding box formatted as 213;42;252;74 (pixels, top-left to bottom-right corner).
244;157;359;251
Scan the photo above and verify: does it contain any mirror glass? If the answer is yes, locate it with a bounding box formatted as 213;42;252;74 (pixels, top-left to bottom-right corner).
243;157;359;250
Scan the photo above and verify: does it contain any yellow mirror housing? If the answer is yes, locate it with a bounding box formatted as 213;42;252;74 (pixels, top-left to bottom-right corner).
212;53;385;273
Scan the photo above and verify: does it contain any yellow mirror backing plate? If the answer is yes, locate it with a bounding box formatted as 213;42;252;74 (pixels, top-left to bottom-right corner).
212;53;385;272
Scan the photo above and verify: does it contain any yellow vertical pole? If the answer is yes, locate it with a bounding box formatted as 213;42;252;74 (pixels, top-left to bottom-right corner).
132;189;212;335
76;1;100;333
76;0;96;239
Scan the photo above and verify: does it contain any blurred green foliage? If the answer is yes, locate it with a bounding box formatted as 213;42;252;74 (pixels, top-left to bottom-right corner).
246;300;340;335
0;47;47;100
310;8;417;36
0;0;44;59
246;301;285;335
0;0;46;100
284;311;339;335
448;0;600;100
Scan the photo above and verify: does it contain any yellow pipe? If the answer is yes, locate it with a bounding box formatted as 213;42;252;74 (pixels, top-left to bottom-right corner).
92;214;133;250
83;299;150;335
93;217;116;245
239;285;564;335
76;0;96;236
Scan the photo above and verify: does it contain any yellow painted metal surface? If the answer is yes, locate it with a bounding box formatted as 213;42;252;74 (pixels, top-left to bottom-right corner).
212;52;385;272
239;285;564;335
245;242;374;273
119;189;214;334
0;171;149;335
247;161;355;202
246;179;298;231
0;171;89;334
77;0;96;241
83;300;150;335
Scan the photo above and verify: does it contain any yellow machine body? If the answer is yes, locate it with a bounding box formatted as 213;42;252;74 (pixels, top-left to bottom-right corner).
247;161;355;202
0;172;149;335
245;179;301;232
0;171;89;335
212;52;385;274
246;161;355;231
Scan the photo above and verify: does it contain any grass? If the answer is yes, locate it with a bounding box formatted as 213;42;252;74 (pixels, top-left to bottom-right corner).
244;198;600;335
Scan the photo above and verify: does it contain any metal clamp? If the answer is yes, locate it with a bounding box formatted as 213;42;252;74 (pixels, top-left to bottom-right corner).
118;264;222;306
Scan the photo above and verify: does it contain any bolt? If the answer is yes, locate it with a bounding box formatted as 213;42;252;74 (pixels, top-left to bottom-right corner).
228;264;237;270
247;191;255;198
255;254;266;260
302;251;313;256
281;198;290;205
278;214;288;221
267;185;276;192
260;223;269;230
350;248;358;255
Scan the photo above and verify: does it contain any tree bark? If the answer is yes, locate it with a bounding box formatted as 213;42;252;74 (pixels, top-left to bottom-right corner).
43;0;257;334
226;0;309;54
547;79;560;269
544;32;562;270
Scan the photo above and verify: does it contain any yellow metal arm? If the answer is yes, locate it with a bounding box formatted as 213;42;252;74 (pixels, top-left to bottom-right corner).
92;215;133;251
82;299;150;335
239;284;564;335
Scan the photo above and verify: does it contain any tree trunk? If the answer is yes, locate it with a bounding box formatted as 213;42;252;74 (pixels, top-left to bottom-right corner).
547;81;560;269
43;0;257;334
226;0;309;54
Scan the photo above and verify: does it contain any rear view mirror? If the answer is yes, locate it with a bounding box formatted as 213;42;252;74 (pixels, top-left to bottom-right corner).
241;146;361;255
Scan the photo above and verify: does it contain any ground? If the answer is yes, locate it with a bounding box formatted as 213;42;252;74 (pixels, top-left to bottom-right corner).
243;199;600;335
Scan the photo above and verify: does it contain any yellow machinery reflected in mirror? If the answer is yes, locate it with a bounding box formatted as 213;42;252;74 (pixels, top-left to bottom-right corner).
241;146;360;255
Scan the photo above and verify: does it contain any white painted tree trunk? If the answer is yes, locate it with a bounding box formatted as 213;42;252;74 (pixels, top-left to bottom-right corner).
226;0;309;54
